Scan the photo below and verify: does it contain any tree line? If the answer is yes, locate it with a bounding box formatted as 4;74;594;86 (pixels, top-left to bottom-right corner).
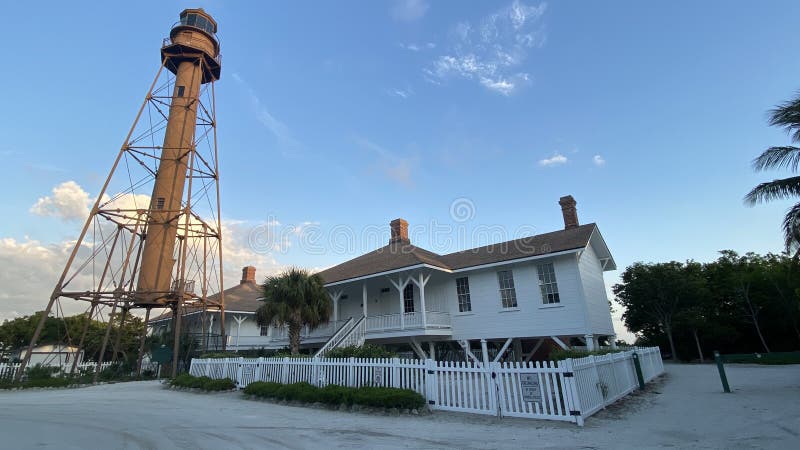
0;311;146;365
614;250;800;361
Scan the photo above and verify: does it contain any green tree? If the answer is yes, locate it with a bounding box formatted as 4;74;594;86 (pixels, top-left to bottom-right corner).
255;268;332;355
745;92;800;254
712;251;773;353
614;261;705;360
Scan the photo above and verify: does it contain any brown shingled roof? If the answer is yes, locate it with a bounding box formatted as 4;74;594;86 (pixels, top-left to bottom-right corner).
317;223;597;284
149;280;263;322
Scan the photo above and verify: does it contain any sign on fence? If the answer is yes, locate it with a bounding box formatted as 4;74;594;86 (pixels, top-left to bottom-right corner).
519;373;542;403
372;367;383;385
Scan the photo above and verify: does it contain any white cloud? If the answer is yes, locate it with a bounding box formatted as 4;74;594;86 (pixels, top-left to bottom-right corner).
388;88;413;99
30;181;91;221
426;1;547;95
391;0;429;22
400;42;436;52
593;154;606;167
539;153;568;167
355;136;416;187
1;180;292;321
231;73;299;152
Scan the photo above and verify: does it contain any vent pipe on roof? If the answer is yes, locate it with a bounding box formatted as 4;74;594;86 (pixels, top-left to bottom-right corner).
559;195;579;229
389;218;410;244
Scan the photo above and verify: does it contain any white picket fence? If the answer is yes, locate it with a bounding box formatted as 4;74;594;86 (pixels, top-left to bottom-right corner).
0;362;114;380
189;346;664;425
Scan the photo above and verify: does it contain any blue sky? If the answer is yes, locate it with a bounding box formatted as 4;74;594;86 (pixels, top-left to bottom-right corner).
1;1;799;340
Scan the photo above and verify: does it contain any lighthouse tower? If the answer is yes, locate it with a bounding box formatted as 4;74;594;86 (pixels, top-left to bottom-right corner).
16;9;226;380
137;9;221;305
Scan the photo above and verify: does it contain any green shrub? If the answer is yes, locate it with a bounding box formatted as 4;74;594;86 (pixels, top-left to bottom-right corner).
244;381;283;397
23;377;72;388
202;377;237;391
318;384;354;405
244;382;424;410
169;373;235;391
352;386;425;410
25;364;60;380
325;344;396;359
548;348;626;361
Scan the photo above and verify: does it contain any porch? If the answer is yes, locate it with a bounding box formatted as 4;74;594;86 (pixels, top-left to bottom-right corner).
255;310;452;348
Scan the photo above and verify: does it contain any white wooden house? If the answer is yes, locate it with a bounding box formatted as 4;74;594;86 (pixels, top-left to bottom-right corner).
150;196;617;360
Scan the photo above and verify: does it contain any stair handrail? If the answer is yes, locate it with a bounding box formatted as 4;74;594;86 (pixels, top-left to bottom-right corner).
313;316;355;358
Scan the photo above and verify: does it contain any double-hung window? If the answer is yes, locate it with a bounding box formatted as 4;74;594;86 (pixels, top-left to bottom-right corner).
497;270;518;308
537;263;560;304
455;277;472;312
403;284;415;313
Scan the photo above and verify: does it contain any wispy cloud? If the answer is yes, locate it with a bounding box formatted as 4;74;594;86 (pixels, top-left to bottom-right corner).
388;88;414;99
391;0;429;22
593;154;606;167
425;1;547;95
354;136;416;187
539;153;568;167
231;72;300;153
400;42;436;52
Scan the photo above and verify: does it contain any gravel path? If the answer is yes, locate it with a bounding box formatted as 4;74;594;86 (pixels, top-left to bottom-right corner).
1;363;797;449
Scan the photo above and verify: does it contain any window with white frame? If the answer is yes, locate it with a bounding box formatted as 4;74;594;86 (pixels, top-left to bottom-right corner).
260;325;269;336
403;283;415;313
455;277;472;312
497;270;518;308
537;263;560;304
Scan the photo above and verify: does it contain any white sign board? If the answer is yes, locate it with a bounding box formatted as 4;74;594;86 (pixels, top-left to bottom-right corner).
519;373;542;403
373;367;383;385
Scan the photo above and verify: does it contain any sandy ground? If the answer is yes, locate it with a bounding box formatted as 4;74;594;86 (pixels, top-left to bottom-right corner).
0;363;798;449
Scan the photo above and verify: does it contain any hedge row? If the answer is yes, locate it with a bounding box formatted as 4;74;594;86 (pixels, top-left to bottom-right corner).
170;374;236;391
548;348;626;361
243;382;425;410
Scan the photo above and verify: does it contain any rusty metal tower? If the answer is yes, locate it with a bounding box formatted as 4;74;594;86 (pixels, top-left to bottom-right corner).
16;8;225;380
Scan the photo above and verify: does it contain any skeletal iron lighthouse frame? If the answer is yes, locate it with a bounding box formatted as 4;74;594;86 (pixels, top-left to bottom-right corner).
16;10;226;381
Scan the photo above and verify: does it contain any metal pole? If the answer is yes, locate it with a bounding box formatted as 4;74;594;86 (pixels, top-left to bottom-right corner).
714;351;731;393
15;64;165;382
94;301;119;383
111;307;129;363
632;352;646;390
211;80;226;352
136;308;151;376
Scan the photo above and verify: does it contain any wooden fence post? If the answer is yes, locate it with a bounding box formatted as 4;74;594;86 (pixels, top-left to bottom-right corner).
425;358;437;408
348;357;355;387
562;358;585;427
392;358;400;388
236;357;244;388
255;357;264;382
281;357;290;384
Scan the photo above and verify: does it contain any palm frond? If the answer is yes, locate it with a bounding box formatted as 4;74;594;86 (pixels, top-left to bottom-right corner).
781;203;800;253
744;176;800;205
768;93;800;143
752;146;800;172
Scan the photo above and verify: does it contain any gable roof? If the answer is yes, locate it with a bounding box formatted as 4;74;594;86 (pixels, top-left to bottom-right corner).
317;223;599;284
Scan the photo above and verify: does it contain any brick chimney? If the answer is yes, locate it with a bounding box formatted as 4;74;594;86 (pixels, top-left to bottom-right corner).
389;218;410;244
559;195;579;229
241;266;256;284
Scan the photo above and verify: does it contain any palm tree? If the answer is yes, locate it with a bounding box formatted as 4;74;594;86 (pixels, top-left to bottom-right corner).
255;267;332;355
746;92;800;255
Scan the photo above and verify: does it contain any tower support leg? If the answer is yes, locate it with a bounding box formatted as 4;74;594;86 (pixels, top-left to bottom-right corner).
136;308;152;376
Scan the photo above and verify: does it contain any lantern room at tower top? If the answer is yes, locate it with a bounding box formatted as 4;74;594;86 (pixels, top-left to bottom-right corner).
162;8;221;83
